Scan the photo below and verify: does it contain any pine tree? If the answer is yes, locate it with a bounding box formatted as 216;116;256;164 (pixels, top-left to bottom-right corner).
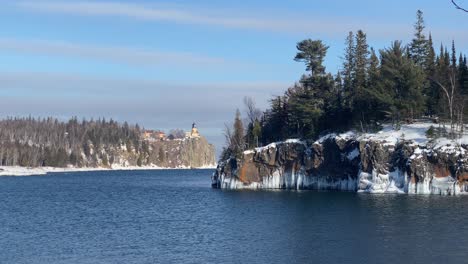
380;41;425;123
425;34;438;116
294;39;329;77
231;109;245;158
262;96;289;143
431;44;459;129
459;55;468;95
354;30;369;92
365;48;387;124
410;10;429;68
353;30;370;127
342;31;355;109
451;40;457;69
288;82;326;138
433;45;453;119
426;34;436;74
457;54;468;127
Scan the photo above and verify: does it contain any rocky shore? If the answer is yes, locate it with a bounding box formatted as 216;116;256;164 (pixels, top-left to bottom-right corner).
213;123;468;195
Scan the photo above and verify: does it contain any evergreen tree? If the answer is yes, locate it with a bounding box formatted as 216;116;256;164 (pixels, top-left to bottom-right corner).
231;109;245;158
287;83;323;138
451;40;457;69
410;10;428;68
380;41;425;123
294;39;329;77
434;45;453;119
352;30;370;127
363;47;389;125
342;31;355;109
459;55;468;95
425;34;438;115
354;30;369;92
294;40;336;137
225;10;468;149
262;96;288;143
457;54;468;127
425;33;436;73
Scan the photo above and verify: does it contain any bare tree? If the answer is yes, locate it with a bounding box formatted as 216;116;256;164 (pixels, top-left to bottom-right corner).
455;97;466;133
223;123;234;150
430;67;458;132
452;0;468;12
243;96;262;124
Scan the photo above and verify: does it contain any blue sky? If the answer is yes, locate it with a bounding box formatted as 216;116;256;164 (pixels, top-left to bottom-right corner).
0;0;467;152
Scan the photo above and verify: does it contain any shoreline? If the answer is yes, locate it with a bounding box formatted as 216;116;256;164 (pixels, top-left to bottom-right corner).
0;165;217;177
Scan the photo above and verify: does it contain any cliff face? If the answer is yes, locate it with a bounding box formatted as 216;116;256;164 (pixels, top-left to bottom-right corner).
101;136;216;169
0;118;216;169
213;125;468;195
148;136;216;168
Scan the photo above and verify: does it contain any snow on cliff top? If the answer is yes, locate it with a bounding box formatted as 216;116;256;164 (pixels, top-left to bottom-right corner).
333;122;467;148
246;122;467;155
359;123;434;146
251;139;307;153
361;123;468;147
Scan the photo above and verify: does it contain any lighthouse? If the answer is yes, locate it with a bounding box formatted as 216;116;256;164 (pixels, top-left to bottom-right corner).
190;122;200;138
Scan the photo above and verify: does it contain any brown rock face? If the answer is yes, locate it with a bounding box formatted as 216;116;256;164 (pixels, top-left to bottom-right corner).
214;135;468;195
144;136;216;168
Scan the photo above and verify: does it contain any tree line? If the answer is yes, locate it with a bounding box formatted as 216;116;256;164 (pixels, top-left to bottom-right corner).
0;117;145;167
222;10;468;160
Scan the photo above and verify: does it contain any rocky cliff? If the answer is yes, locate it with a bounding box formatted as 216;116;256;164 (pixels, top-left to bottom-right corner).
98;136;216;169
213;124;468;195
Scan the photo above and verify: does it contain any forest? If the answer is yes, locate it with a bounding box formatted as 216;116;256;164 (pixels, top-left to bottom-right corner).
222;10;468;160
0;117;145;167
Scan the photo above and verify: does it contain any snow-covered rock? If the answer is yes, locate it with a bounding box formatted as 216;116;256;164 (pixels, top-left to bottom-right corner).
213;123;468;195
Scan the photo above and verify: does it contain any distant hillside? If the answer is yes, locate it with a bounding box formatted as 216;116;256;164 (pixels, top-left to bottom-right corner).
0;117;216;168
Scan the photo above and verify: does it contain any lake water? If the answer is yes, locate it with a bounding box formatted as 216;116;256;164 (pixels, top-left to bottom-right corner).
1;169;468;263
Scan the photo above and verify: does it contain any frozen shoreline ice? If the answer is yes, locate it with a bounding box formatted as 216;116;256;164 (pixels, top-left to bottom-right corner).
0;165;217;177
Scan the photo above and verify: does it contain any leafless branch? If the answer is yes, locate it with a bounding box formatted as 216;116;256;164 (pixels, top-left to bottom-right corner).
452;0;468;12
243;96;262;124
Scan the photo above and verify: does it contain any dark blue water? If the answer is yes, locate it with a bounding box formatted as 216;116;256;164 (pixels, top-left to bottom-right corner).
1;170;468;263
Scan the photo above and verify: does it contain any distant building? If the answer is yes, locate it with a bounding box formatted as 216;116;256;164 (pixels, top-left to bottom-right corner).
155;131;166;139
185;122;201;138
191;122;200;138
143;124;200;142
142;130;166;141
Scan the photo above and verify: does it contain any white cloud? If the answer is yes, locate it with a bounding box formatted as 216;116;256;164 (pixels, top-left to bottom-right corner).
15;0;412;38
0;37;227;68
12;1;468;45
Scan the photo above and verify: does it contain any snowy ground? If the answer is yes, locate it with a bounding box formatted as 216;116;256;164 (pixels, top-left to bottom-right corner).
0;165;217;177
359;123;467;146
254;122;467;154
320;122;468;148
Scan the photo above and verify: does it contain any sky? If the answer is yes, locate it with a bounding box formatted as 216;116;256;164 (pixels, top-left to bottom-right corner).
0;0;467;154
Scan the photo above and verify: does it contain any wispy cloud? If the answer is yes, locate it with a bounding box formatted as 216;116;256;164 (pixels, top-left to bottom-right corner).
12;1;468;44
0;37;227;68
15;0;412;38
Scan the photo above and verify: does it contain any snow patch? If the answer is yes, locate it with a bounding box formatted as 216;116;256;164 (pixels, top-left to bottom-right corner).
0;164;216;177
346;148;360;161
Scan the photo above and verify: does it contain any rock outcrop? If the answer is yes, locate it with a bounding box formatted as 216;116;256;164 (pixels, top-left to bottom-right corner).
110;136;216;169
213;130;468;195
